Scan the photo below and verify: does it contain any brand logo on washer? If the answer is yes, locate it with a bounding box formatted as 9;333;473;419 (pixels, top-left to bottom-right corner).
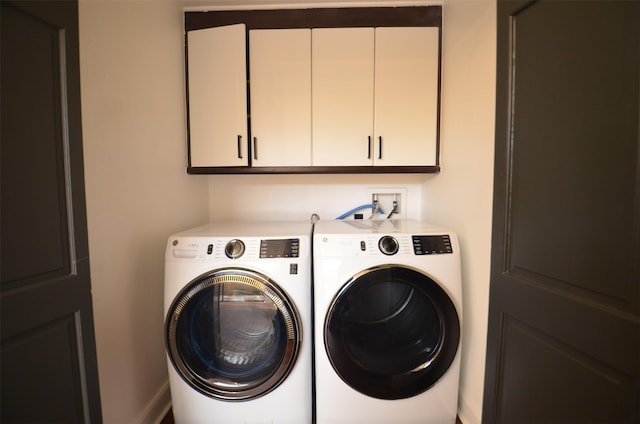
289;264;298;275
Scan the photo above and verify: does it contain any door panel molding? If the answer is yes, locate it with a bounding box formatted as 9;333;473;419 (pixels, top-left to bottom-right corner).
495;313;636;423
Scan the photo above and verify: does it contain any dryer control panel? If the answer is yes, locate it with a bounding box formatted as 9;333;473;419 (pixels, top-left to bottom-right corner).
412;235;453;255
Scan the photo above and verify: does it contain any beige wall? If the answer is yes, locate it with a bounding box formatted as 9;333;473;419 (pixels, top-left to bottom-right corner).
424;1;496;421
79;0;495;423
79;1;208;423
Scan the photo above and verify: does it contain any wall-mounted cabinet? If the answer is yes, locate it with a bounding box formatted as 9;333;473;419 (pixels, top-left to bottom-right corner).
184;7;442;174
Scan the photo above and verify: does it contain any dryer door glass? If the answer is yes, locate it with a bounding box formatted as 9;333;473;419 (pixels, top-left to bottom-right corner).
165;268;301;400
324;265;460;400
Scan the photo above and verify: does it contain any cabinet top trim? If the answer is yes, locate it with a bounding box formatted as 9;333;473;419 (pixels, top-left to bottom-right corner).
185;6;442;31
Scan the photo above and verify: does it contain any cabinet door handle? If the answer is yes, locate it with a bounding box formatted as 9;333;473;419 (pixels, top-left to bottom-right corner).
253;137;258;160
367;136;372;159
378;136;383;159
237;135;243;159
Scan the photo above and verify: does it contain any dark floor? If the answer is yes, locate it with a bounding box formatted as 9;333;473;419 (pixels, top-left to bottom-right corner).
160;408;463;423
160;408;174;424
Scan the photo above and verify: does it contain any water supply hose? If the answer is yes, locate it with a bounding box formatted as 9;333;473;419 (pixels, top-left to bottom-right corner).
336;204;385;220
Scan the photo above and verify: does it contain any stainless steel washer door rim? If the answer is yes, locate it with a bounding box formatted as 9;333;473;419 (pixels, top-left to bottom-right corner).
165;267;302;401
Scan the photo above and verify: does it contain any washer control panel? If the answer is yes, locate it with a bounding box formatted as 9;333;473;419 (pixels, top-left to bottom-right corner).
412;235;453;255
260;238;300;258
169;237;302;260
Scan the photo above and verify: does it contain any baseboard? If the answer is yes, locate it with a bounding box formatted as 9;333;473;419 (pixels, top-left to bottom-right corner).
134;380;172;424
458;394;482;424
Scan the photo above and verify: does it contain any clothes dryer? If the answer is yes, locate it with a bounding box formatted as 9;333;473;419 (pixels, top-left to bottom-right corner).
164;221;312;424
313;219;462;423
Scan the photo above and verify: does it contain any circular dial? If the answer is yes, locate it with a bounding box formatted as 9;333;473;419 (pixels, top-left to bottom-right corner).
378;236;399;255
224;239;245;259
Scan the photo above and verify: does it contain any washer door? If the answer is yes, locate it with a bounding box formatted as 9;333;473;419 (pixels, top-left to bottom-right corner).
165;268;301;401
324;265;460;400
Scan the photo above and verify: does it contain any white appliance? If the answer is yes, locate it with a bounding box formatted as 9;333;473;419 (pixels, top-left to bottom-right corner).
164;221;312;424
313;219;462;423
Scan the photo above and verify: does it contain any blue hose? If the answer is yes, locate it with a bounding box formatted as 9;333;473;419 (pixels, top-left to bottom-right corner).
336;204;385;220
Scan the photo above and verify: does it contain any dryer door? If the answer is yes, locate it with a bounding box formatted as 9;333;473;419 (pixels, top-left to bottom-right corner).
324;265;460;400
165;268;301;400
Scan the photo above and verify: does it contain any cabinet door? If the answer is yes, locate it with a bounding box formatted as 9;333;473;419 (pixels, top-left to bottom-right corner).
374;27;440;166
312;28;375;167
187;24;247;167
250;29;311;167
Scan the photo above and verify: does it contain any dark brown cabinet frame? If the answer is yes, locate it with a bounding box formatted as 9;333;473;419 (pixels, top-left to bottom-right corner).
185;6;442;175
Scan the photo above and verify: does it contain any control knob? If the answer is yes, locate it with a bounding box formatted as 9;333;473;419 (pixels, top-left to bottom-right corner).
225;239;245;259
378;235;399;255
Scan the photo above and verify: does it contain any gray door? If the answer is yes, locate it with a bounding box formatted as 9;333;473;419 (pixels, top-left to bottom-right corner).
483;0;639;422
1;0;102;422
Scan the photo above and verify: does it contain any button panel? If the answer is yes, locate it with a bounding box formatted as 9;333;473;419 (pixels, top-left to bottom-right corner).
260;238;300;258
412;235;453;254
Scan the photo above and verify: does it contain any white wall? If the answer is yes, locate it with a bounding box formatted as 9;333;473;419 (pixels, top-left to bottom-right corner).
79;0;495;423
207;174;425;221
423;1;496;422
79;1;209;423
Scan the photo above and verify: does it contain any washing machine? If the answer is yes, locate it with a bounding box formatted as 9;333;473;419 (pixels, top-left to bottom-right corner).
313;219;462;423
164;220;312;424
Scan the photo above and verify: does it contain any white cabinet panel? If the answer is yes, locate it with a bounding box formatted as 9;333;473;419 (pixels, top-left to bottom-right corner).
250;29;311;167
187;24;247;167
374;27;439;166
311;27;439;168
312;28;375;167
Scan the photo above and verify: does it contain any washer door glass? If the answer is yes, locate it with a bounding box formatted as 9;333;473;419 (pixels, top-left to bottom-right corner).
165;268;301;401
325;265;460;400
